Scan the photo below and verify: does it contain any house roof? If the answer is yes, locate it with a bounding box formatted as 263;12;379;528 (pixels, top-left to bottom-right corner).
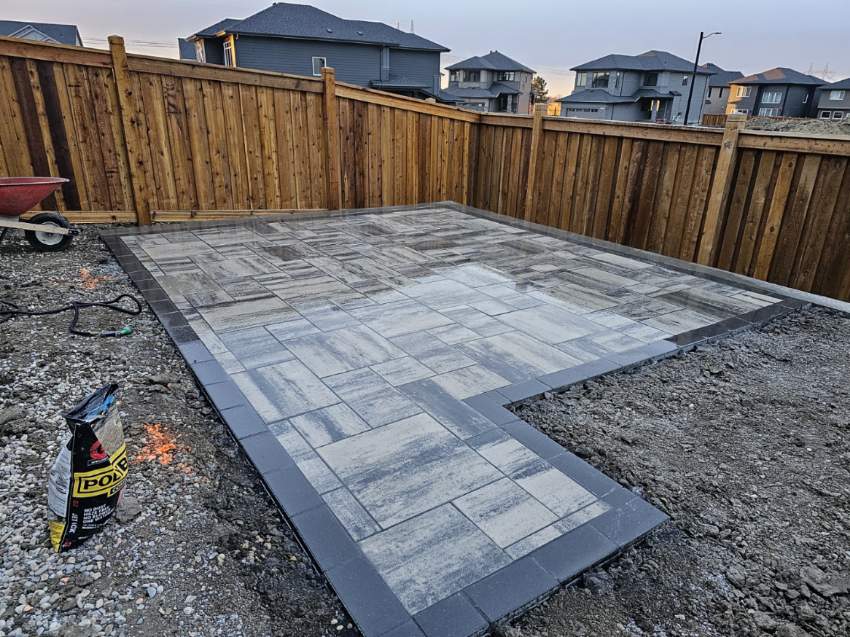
0;20;81;45
823;77;850;90
700;62;744;87
446;50;534;73
192;18;241;38
191;3;448;52
634;88;681;99
573;50;709;74
443;82;522;100
443;86;497;99
558;88;681;104
734;67;824;86
557;89;635;104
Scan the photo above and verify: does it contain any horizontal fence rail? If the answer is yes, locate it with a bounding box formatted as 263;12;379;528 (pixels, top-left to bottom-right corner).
1;36;849;300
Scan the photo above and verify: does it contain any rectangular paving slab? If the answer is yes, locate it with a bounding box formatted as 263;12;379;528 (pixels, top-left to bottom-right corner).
104;203;797;637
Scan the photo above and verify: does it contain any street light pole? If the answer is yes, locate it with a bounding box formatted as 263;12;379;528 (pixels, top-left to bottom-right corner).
684;31;721;126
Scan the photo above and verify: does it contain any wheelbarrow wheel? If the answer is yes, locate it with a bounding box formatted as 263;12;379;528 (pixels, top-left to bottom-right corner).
24;212;73;252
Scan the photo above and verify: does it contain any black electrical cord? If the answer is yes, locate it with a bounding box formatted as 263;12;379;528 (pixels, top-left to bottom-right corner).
0;294;142;337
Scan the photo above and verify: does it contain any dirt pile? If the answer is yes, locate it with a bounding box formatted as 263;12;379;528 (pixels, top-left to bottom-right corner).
746;116;850;136
511;308;850;636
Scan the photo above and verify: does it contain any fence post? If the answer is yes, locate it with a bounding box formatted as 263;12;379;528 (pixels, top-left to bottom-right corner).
108;35;150;225
697;113;746;265
321;67;342;210
523;103;547;221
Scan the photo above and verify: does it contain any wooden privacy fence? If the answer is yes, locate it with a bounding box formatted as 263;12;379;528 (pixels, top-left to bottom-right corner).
475;107;850;300
1;36;849;301
0;35;475;223
701;113;728;127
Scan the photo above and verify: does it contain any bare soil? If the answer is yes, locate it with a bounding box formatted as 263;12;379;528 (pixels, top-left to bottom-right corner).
746;116;850;136
509;307;850;637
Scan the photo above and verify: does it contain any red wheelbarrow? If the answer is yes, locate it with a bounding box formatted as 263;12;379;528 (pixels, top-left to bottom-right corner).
0;177;77;251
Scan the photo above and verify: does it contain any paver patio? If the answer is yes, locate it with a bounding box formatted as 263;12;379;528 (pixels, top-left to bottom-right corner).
104;203;797;636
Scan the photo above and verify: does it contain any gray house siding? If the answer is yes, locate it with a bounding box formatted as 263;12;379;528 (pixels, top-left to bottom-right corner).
178;38;197;61
234;36;381;85
389;49;440;88
202;39;224;65
703;85;729;115
783;85;815;117
816;87;850;119
559;103;609;119
563;67;708;123
559;102;642;121
729;84;818;117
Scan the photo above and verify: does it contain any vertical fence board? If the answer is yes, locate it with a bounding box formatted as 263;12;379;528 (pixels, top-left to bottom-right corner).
181;78;215;210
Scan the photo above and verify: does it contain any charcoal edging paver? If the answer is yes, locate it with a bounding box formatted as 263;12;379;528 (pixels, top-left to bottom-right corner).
100;203;808;637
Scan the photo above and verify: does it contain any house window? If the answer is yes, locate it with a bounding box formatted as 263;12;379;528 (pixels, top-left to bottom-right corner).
829;90;846;101
820;111;832;119
495;71;515;81
734;108;749;115
449;70;459;82
195;40;206;63
465;70;480;82
761;91;782;104
682;74;689;86
832;111;844;120
758;107;779;117
591;72;609;88
613;72;621;89
736;86;752;98
223;39;236;67
575;72;588;88
312;56;327;76
802;93;809;103
643;72;658;87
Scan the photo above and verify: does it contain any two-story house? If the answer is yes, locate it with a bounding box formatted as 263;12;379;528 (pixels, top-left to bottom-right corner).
0;19;82;45
443;51;535;113
726;68;823;117
181;3;453;102
557;50;711;124
815;78;850;121
700;62;743;116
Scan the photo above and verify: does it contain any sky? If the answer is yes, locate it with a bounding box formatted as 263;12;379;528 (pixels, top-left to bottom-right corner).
4;0;849;96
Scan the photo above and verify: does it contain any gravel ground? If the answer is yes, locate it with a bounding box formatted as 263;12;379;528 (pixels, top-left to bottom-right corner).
3;225;849;637
0;227;353;636
509;307;850;637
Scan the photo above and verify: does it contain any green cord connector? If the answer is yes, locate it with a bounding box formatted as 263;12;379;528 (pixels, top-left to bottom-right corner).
99;325;134;338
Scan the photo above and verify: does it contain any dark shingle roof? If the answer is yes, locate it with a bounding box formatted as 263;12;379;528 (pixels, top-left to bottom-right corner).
557;89;635;104
192;3;448;51
0;20;81;45
444;82;522;100
634;88;681;99
558;88;681;104
573;50;708;74
734;67;824;86
192;18;241;38
446;50;534;73
700;62;744;87
823;77;850;90
443;86;498;99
